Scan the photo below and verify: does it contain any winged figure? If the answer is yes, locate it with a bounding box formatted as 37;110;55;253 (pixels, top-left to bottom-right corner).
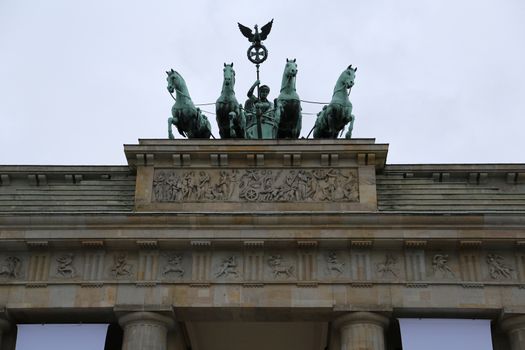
238;19;274;45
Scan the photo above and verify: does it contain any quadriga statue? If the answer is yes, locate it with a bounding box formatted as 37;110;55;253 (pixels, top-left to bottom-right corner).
216;63;246;138
275;58;302;139
313;65;357;139
166;69;212;139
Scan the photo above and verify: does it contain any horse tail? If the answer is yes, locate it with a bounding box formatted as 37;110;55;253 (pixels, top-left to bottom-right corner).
345;114;355;139
168;117;175;139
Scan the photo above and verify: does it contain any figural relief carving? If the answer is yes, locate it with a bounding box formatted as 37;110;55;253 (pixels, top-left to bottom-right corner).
56;253;76;278
162;254;185;277
153;168;358;202
432;254;455;277
326;252;344;275
0;256;22;279
377;254;398;278
487;254;513;279
111;254;133;278
215;256;240;278
268;255;294;278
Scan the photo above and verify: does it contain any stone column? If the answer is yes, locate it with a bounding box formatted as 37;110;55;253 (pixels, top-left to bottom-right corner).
119;312;175;350
501;314;525;350
334;312;390;350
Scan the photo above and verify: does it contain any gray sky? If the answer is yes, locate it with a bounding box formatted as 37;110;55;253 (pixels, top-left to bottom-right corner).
1;0;524;165
16;324;108;350
399;319;493;349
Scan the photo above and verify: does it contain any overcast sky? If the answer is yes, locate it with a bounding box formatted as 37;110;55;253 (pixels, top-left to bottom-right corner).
1;0;524;165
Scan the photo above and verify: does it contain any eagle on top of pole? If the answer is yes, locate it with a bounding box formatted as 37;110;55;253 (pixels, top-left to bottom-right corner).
237;19;274;138
237;19;273;64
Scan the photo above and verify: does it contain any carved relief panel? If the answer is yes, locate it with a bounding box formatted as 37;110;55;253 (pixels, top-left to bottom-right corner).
484;253;515;281
265;252;296;280
375;253;401;281
0;255;24;280
320;251;349;280
0;247;523;287
213;254;241;281
160;253;188;281
427;251;458;280
107;253;136;280
50;253;78;280
152;168;359;203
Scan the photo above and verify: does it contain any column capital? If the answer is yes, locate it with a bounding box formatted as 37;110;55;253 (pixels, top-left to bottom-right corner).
501;314;525;333
119;311;175;330
333;311;390;330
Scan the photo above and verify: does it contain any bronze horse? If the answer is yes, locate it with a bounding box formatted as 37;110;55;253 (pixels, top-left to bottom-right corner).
166;69;212;139
275;59;302;139
216;63;245;138
313;65;356;139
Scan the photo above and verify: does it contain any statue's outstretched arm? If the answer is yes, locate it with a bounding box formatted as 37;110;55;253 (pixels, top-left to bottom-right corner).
247;80;260;98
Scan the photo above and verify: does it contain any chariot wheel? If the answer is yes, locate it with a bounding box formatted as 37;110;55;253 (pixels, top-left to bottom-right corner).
244;188;259;201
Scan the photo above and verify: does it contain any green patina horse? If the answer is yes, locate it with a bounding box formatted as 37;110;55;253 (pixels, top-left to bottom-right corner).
166;69;212;139
313;65;357;139
216;63;246;138
275;59;302;139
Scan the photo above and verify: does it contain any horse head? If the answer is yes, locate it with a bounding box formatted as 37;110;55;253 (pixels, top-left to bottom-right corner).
284;58;298;78
222;62;235;89
166;69;185;94
341;65;357;90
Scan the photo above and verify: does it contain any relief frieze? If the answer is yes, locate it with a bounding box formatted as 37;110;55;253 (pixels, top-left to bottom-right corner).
152;168;359;202
432;254;455;278
56;253;76;278
0;256;22;279
0;249;521;286
162;254;185;278
486;254;513;280
326;252;344;276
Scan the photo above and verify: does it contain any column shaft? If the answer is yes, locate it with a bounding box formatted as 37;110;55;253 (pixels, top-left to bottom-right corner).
335;312;389;350
501;315;525;350
119;312;174;350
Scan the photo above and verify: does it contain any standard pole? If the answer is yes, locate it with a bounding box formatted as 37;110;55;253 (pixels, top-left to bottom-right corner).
256;63;262;139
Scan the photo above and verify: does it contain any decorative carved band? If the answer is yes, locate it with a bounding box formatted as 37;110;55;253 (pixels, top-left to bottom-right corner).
152;168;359;202
0;248;521;287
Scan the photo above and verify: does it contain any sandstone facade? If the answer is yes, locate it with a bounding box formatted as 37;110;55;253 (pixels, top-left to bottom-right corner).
0;139;524;349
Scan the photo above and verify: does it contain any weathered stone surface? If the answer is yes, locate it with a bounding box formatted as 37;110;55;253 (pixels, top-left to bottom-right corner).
0;140;524;349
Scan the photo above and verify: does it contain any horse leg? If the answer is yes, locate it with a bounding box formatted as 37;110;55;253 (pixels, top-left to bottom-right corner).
168;117;175;139
238;107;246;138
326;106;338;138
274;102;283;138
229;112;237;138
201;113;212;139
345;114;355;139
294;110;302;139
